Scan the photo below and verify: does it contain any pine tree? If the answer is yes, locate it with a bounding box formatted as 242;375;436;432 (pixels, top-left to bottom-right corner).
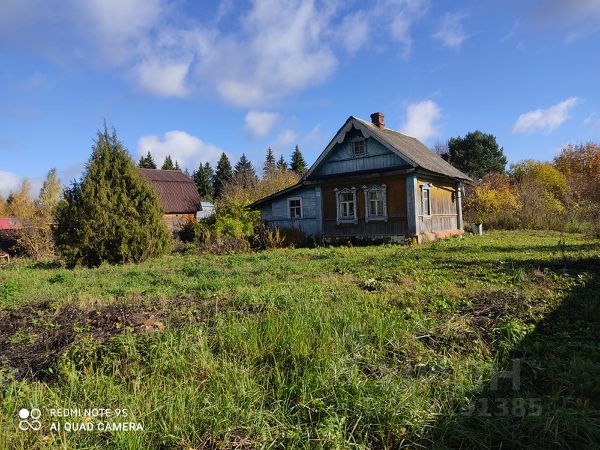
162;155;176;170
277;154;287;171
213;153;233;199
138;151;157;169
54;125;171;267
234;153;258;188
174;160;180;171
193;162;214;200
263;147;276;174
290;145;307;176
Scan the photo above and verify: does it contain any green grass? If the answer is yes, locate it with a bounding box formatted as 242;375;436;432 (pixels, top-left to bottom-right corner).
0;230;599;449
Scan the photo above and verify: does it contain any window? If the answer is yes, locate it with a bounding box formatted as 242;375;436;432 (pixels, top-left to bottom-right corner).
334;187;358;224
288;197;302;219
421;184;431;216
362;184;388;222
352;140;366;157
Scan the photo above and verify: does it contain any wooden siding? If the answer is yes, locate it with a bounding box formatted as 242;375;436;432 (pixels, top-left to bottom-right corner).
322;175;408;237
260;186;321;236
416;179;458;233
163;213;196;231
313;127;408;177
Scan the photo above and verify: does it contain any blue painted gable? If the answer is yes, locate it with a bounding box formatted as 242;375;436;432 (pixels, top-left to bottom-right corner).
312;126;408;177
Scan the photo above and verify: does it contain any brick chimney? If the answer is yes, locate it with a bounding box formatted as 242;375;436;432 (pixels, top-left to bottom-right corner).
370;112;385;128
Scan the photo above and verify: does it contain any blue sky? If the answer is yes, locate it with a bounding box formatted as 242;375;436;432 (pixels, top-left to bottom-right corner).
1;0;600;195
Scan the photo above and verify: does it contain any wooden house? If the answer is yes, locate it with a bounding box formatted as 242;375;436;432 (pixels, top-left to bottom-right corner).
139;169;202;231
250;113;472;243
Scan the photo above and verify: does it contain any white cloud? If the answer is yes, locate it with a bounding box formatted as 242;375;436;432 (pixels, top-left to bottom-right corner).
272;129;298;152
584;113;600;127
512;97;578;134
400;100;442;142
0;170;22;197
335;12;370;53
137;131;227;169
0;0;432;106
133;58;191;97
244;111;279;138
433;12;468;49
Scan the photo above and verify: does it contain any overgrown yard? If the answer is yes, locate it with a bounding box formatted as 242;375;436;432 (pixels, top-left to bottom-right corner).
0;231;599;449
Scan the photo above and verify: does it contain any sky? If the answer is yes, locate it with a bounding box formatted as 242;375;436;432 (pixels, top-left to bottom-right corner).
1;0;600;196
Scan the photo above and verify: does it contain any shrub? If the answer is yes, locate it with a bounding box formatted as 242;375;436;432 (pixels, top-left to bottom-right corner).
464;173;520;229
54;126;171;267
252;223;286;250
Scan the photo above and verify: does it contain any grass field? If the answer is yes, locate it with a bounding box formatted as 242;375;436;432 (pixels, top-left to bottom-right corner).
0;230;599;449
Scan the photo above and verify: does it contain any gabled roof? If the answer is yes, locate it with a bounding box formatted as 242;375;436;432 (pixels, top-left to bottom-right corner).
139;169;202;214
305;116;471;181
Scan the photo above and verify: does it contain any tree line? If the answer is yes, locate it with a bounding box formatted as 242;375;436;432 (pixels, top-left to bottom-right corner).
137;145;307;202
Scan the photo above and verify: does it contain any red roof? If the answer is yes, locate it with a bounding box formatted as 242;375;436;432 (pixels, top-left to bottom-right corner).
0;217;23;230
139;169;202;214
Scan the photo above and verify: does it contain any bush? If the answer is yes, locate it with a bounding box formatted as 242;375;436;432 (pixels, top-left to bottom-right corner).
252;223;286;250
54;126;171;267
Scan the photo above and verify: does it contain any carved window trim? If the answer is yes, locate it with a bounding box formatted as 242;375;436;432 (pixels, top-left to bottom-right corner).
362;184;388;222
334;187;358;225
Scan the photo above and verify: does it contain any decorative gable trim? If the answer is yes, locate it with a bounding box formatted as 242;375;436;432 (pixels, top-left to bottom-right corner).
305;117;418;179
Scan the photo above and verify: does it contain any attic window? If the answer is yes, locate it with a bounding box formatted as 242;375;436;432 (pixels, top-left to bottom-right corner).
352;140;366;157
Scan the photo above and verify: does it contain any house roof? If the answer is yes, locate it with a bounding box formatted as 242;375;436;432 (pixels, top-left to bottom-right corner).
139;169;202;214
249;115;471;209
0;217;23;230
305;116;471;181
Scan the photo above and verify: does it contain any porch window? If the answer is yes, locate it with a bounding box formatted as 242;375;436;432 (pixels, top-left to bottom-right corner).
421;184;431;216
334;187;358;224
363;184;388;222
288;197;302;219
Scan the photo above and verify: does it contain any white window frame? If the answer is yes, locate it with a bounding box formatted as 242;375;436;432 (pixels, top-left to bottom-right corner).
334;187;358;225
287;197;303;219
362;184;388;222
421;184;432;217
351;139;367;158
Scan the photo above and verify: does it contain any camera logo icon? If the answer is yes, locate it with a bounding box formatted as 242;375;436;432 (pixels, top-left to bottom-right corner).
18;408;42;431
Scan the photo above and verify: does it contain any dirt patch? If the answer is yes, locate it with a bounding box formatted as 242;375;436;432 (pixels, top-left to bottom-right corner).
0;297;261;381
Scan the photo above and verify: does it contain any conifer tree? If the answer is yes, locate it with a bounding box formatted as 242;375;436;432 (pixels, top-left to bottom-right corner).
162;155;176;170
54;126;171;267
234;153;258;188
193;162;214;200
213;152;233;199
290;145;307;176
174;160;180;171
138;151;157;169
276;154;288;171
263;147;276;174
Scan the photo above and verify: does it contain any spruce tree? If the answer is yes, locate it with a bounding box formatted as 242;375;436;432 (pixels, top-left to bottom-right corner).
193;162;214;201
290;145;307;176
263;147;276;174
54;126;171;267
174;160;180;171
138;151;157;169
162;155;176;170
276;154;288;171
234;153;258;188
213;152;233;199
